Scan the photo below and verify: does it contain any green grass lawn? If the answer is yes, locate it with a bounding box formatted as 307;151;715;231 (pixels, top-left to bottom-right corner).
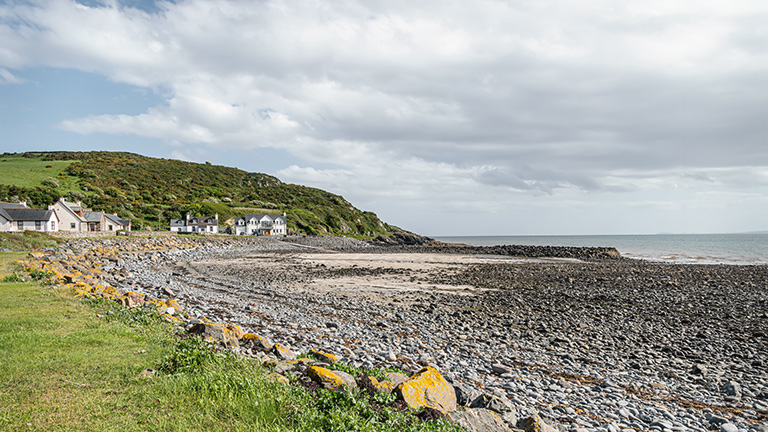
0;154;81;190
0;253;460;432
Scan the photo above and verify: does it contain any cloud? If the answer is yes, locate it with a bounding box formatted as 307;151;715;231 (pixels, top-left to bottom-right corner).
0;68;23;84
2;0;767;234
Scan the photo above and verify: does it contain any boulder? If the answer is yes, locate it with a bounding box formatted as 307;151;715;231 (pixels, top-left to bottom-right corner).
455;382;483;407
517;414;558;432
367;372;408;393
268;372;290;385
241;333;273;351
309;349;339;364
394;366;457;413
448;408;513;432
307;366;357;392
469;393;518;425
187;322;239;347
125;291;146;307
271;343;296;361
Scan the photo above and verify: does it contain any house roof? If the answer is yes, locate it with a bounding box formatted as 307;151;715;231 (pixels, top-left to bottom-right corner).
236;213;286;223
171;215;218;227
0;202;28;209
83;211;104;223
60;199;84;212
4;208;55;222
105;214;130;226
54;198;87;222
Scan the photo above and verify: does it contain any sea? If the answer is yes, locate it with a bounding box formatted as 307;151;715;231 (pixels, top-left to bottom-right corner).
432;233;768;265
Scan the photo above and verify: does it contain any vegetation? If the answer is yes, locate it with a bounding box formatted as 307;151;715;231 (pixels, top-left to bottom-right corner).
0;254;459;431
0;231;63;252
0;151;397;237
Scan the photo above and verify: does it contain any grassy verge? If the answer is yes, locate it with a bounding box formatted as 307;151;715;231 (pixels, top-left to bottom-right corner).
0;231;64;252
0;253;460;432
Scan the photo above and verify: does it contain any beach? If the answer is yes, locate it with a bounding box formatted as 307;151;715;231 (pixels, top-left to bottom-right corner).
105;235;768;431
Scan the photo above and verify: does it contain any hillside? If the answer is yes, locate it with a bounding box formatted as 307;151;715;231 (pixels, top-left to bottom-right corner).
0;151;397;237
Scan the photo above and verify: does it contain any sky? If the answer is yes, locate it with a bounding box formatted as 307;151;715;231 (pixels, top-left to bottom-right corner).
1;0;767;236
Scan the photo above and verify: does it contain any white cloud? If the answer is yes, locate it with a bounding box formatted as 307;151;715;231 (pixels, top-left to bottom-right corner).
0;68;23;84
2;0;768;234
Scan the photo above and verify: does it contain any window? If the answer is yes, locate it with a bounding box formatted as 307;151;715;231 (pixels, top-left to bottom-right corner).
108;225;113;231
51;221;56;230
17;221;23;230
70;222;76;229
35;221;42;230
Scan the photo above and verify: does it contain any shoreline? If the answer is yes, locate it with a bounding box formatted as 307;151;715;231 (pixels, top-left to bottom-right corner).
27;235;768;431
113;236;767;432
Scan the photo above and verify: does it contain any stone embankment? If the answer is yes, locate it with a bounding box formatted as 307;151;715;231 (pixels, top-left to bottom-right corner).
22;235;768;432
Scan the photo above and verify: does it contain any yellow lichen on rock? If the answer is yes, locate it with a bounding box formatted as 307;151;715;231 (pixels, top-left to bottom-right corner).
307;366;356;392
309;349;338;364
268;373;290;385
394;366;457;413
241;333;272;351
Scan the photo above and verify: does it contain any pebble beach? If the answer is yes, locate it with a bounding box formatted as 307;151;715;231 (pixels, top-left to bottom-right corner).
83;235;768;431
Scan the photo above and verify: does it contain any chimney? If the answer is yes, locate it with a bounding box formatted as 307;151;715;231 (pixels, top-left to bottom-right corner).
19;201;27;207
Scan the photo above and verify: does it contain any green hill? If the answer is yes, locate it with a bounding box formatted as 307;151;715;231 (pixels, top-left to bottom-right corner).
0;151;396;237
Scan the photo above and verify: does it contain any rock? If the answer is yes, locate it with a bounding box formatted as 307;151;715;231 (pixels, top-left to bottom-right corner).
469;393;518;425
187;322;239;347
271;344;296;361
492;363;514;375
368;372;409;393
307;366;357;392
309;349;339;364
125;291;145;307
274;360;299;374
240;333;273;351
517;414;558;432
722;381;742;397
691;363;708;375
719;423;738;432
268;372;290;385
395;366;457;413
448;408;512;432
455;382;483;407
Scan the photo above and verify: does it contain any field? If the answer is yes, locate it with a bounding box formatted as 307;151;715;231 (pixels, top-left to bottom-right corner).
0;154;82;191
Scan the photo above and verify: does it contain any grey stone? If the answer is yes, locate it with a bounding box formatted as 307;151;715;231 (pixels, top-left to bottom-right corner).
448;408;512;432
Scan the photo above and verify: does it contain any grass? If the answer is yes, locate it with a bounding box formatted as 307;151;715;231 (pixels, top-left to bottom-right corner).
0;154;81;190
0;253;461;432
0;231;64;252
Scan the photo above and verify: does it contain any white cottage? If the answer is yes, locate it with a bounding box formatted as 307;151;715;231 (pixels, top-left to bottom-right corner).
233;213;287;236
0;201;59;232
50;198;87;232
170;214;219;234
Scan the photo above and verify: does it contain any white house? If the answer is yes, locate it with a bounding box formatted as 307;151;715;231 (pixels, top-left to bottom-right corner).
170;214;219;234
49;198;131;232
233;213;287;236
50;198;87;232
105;213;131;232
0;201;59;232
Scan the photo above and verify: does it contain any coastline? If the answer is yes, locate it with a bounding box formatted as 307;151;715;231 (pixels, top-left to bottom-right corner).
26;235;768;431
433;234;768;266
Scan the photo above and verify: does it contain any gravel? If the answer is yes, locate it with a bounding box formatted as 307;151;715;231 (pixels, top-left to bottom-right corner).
91;235;768;432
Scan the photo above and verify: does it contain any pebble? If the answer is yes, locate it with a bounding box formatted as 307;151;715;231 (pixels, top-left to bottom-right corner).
47;235;768;432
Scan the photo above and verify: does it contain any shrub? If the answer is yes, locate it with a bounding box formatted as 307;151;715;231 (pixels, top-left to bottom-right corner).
41;177;59;188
